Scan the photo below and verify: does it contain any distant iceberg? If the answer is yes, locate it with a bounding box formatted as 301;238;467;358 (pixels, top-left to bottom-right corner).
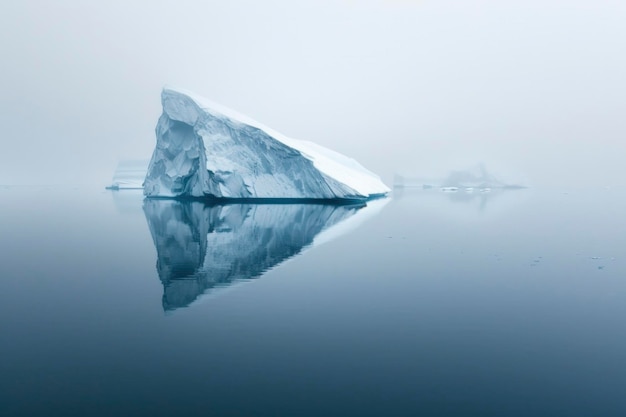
394;164;526;191
107;159;148;190
143;88;389;200
440;164;524;190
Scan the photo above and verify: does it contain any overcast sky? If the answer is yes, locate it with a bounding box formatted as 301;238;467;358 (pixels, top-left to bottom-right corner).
1;0;624;187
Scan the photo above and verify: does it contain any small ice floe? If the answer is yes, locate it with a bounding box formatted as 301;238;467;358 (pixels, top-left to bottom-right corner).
480;188;492;193
440;187;459;192
591;256;601;260
465;187;474;193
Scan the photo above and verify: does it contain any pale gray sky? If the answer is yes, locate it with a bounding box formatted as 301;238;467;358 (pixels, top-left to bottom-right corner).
1;0;624;187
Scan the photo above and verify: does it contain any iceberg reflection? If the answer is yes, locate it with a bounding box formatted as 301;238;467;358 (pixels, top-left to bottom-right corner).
143;200;376;311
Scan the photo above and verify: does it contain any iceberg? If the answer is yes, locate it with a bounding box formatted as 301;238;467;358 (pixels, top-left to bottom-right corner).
143;88;389;200
440;164;523;190
107;159;149;190
394;164;526;190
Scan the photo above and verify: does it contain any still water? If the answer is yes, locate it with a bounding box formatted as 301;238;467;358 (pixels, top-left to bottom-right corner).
1;186;625;416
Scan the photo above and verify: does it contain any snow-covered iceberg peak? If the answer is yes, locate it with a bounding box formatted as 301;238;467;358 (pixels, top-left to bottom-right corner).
143;87;389;200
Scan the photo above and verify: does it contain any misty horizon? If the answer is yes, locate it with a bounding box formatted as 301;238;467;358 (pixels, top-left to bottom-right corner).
1;0;625;188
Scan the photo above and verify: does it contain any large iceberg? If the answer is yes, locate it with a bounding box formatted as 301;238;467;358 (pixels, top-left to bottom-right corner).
143;88;389;200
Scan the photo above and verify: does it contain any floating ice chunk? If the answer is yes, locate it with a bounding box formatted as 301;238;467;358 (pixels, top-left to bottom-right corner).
144;88;389;200
107;160;149;189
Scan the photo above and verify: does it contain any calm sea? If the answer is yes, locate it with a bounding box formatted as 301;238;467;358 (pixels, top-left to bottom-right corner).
1;185;625;416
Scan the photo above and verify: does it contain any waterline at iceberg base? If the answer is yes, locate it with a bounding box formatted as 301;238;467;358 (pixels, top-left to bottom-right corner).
143;87;389;201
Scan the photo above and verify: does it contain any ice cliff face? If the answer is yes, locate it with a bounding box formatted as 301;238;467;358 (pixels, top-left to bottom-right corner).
143;88;389;200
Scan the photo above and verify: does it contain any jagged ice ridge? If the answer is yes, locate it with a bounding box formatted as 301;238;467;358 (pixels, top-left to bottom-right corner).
144;88;389;200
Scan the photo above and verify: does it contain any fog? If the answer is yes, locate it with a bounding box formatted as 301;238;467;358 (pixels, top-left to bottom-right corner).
1;0;624;187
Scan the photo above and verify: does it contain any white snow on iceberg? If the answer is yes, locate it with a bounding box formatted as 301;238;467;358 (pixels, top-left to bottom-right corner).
144;88;389;200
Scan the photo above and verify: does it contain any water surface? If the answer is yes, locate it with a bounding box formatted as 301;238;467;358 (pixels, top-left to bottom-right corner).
1;186;625;416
